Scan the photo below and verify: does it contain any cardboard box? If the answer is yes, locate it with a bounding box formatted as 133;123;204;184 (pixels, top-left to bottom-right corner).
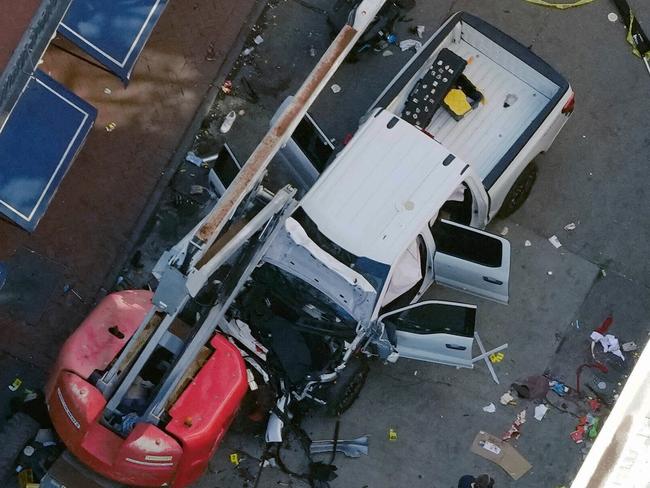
470;431;532;480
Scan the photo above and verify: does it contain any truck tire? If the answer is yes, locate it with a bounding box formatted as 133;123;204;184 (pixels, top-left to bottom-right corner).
498;161;538;218
324;358;369;417
0;412;40;481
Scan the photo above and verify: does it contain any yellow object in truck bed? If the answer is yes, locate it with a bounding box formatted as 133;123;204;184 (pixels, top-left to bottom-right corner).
444;89;472;118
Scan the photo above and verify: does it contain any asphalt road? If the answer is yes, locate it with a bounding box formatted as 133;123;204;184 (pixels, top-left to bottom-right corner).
189;0;650;487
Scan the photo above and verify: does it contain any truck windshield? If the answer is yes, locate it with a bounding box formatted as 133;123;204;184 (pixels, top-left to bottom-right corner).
292;208;390;293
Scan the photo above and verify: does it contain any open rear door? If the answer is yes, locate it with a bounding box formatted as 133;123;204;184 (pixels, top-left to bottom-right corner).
379;300;476;368
430;219;510;304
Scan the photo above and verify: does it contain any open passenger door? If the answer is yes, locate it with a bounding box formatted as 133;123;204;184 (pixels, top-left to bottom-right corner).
379;300;476;368
430;219;510;304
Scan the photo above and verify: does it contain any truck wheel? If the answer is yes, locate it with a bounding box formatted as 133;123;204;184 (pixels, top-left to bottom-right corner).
0;412;40;481
324;358;369;417
498;162;538;218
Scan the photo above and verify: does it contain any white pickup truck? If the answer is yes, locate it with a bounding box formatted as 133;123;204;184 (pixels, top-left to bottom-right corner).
284;11;574;219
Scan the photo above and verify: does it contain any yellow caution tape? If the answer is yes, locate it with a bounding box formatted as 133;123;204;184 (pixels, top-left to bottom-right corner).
522;0;596;9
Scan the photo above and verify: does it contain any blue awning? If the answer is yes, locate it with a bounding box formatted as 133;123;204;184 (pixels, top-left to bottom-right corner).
58;0;169;82
0;70;96;232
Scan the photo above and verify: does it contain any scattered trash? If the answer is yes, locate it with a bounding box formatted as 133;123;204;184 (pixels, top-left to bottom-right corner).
399;39;422;52
563;222;577;231
500;391;517;406
622;341;638;352
597;381;607;390
500;226;509;236
590;331;624;360
330;84;342;94
309;46;317;57
547;271;553;276
382;50;394;57
416;25;425;38
254;35;264;45
105;122;117;132
608;12;618;22
600;269;607;277
524;240;532;247
230;453;240;465
104;87;112;95
190;185;205;195
185;151;204;167
483;403;496;413
63;284;84;302
413;370;418;376
388;428;398;441
262;458;277;468
471;431;532;480
221;80;233;95
242;47;255;56
502;410;526;441
571;414;600;443
548;235;562;248
8;377;22;392
574;320;581;329
220;111;237;134
310;436;369;458
503;93;518;108
205;42;216;61
534;404;549;421
549;380;569;396
490;352;505;363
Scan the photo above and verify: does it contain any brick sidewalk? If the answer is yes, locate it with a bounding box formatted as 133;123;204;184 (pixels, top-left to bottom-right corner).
0;0;261;370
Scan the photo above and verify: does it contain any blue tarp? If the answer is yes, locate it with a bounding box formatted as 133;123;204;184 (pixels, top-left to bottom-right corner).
58;0;169;82
0;69;96;232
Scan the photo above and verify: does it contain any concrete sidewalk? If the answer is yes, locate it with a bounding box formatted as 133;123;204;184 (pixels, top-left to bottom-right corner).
0;0;262;371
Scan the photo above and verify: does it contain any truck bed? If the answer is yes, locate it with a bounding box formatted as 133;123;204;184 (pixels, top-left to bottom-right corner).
373;12;569;188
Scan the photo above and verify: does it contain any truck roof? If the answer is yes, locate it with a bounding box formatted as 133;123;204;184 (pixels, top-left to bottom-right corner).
300;110;468;265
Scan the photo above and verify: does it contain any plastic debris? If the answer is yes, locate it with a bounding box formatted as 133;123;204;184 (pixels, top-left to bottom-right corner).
490;352;504;363
382;50;394;57
500;391;517;405
549;380;569;396
564;222;577;231
309;46;317;57
185;151;204;166
331;84;342;94
500;226;509;236
590;331;625;360
221;80;233;94
524;240;532;247
608;12;618;22
104;87;112;95
547;271;554;276
502;410;526;441
572;414;600;443
105;122;117;132
416;25;425;38
220;111;237;134
230;453;240;465
534;404;549;421
8;377;22;392
243;47;254;56
548;235;562;248
483;403;496;413
622;341;638;352
388;428;397;441
597;381;607;390
254;35;264;45
399;39;422;52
